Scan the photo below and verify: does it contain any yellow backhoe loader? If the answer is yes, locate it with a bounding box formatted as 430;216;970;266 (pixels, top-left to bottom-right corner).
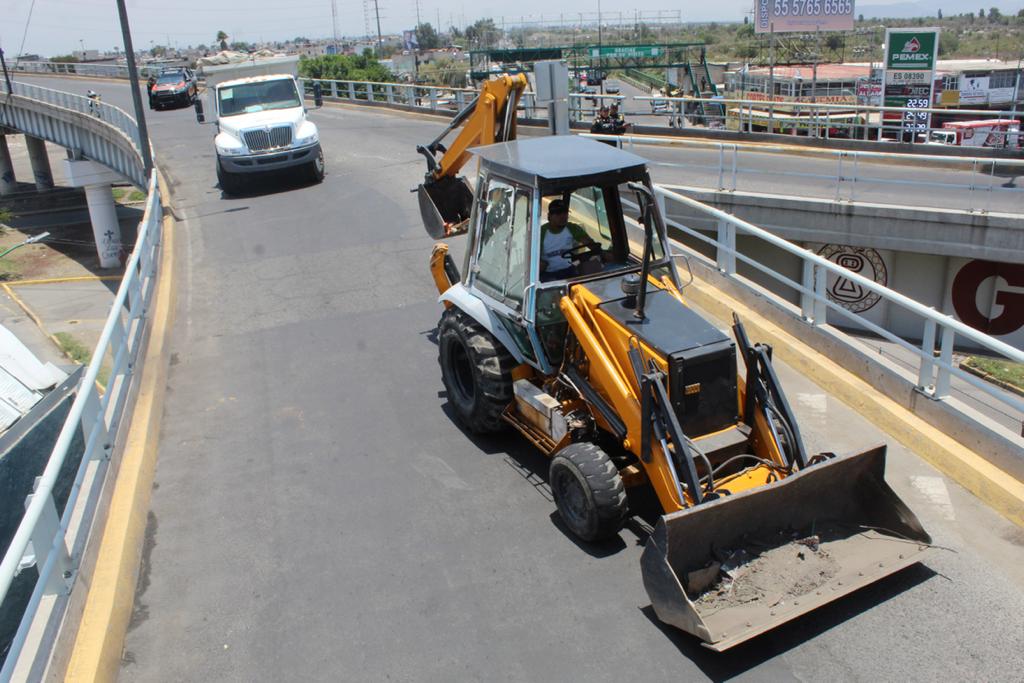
414;78;931;651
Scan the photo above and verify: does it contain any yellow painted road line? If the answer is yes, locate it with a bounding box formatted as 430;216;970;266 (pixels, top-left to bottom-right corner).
7;275;123;286
683;276;1024;528
64;191;177;682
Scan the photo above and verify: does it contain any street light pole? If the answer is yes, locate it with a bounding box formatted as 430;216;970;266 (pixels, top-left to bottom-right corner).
115;0;153;177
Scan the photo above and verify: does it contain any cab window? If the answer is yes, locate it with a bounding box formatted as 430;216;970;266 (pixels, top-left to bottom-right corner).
473;178;530;309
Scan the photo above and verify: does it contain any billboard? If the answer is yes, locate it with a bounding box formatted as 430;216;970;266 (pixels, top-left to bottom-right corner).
755;0;855;33
882;28;939;135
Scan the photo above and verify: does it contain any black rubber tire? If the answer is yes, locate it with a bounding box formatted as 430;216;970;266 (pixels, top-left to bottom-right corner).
550;442;627;542
437;308;515;433
308;148;325;183
216;160;241;196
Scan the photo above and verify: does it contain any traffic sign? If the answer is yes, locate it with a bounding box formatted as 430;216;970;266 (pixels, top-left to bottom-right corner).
588;46;662;59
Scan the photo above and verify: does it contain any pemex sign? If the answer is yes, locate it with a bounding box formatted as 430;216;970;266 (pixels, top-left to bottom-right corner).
883;28;940;135
886;31;938;70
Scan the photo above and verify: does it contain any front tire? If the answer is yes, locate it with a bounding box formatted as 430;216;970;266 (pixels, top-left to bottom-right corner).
437;308;514;433
550;442;627;542
216;160;242;196
307;148;325;183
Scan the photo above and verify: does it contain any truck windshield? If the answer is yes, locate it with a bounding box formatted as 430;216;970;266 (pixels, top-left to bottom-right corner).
218;79;300;117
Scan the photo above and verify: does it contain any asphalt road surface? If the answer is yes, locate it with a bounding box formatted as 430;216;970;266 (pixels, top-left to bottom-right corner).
17;77;1023;682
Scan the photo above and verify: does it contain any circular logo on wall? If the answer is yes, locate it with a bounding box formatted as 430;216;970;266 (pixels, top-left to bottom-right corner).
816;245;888;313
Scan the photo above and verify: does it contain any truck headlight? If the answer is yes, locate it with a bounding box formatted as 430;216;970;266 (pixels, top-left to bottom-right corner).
216;143;246;156
295;132;319;146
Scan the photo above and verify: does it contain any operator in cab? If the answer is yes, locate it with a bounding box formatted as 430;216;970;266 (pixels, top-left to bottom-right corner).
540;199;594;281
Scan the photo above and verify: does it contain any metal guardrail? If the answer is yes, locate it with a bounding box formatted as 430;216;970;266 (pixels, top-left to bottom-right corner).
0;84;163;680
631;93;1024;146
17;61;1023;146
587;132;1024;215
648;184;1024;431
10;60;163;80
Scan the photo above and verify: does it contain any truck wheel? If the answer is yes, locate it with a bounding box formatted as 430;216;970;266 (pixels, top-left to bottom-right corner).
437;308;514;433
550;442;627;542
216;161;241;195
308;148;325;183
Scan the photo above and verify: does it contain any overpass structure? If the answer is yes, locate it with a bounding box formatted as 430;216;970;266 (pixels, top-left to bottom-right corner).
0;77;1021;682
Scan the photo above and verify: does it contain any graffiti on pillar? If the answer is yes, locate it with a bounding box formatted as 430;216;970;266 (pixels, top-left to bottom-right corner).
951;260;1024;336
816;245;888;313
101;228;121;265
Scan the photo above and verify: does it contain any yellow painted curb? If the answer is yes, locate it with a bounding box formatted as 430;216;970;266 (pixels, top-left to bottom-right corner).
7;275;123;286
64;187;177;682
1;283;65;351
684;276;1024;528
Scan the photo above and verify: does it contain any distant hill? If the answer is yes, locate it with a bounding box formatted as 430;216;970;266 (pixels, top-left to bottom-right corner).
859;0;1022;19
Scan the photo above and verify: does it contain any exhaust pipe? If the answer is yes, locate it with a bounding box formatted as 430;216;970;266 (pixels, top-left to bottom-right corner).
640;445;931;651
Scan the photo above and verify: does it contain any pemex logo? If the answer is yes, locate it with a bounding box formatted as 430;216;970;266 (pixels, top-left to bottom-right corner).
891;33;932;64
902;37;921;53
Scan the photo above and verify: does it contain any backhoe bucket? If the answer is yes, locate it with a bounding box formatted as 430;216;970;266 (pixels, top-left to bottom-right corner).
418;175;474;239
640;445;930;651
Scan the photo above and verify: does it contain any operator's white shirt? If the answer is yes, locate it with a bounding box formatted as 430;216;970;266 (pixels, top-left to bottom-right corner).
542;227;574;272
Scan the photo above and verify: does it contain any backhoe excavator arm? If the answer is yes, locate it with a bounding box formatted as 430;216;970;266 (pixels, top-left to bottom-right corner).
416;74;529;238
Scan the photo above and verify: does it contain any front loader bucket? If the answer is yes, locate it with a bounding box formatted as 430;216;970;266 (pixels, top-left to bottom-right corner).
640;445;930;651
418;175;474;239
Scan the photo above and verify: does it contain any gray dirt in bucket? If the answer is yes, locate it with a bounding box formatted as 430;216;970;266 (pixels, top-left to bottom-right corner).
691;526;844;613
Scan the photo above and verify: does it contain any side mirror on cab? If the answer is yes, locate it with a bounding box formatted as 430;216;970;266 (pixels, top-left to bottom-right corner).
194;98;205;123
313;82;324;108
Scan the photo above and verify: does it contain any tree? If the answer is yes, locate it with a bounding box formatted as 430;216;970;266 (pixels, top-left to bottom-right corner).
464;18;497;47
988;7;1002;22
978;8;984;18
51;54;79;63
216;31;228;50
858;13;864;21
937;9;942;18
298;53;394;82
415;23;440;50
418;56;466;87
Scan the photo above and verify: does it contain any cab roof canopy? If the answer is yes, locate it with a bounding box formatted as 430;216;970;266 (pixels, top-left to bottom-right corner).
470;136;648;193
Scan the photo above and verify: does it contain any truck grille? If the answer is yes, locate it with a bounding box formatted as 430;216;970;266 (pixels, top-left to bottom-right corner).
243;126;292;151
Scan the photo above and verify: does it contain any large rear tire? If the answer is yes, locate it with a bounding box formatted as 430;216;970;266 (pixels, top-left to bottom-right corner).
438;308;514;433
550;442;627;542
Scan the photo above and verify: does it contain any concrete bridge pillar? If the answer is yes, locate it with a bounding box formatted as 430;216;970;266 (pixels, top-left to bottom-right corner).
63;159;125;269
0;134;16;196
24;135;54;191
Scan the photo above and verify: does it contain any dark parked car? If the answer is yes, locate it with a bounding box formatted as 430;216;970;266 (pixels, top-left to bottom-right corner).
149;68;198;110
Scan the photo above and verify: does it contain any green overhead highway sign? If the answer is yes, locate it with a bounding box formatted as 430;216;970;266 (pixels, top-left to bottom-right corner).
588;46;663;59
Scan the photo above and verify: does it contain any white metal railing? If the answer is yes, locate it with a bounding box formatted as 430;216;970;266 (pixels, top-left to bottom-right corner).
11;60;164;80
587;132;1024;215
20;61;1020;147
631;93;1024;146
0;85;162;680
649;184;1024;433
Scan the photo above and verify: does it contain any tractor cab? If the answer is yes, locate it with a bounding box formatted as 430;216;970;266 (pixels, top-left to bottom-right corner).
433;136;681;373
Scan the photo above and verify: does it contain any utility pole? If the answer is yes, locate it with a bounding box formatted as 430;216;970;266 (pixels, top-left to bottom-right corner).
115;0;153;177
372;0;384;55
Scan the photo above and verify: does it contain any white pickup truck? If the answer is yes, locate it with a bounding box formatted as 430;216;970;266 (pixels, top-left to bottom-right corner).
196;54;325;195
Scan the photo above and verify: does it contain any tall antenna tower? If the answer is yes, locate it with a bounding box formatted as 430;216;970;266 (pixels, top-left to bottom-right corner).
331;0;340;53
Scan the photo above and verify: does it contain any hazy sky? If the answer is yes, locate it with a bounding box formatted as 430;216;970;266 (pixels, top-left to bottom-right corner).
2;0;910;58
2;0;751;57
